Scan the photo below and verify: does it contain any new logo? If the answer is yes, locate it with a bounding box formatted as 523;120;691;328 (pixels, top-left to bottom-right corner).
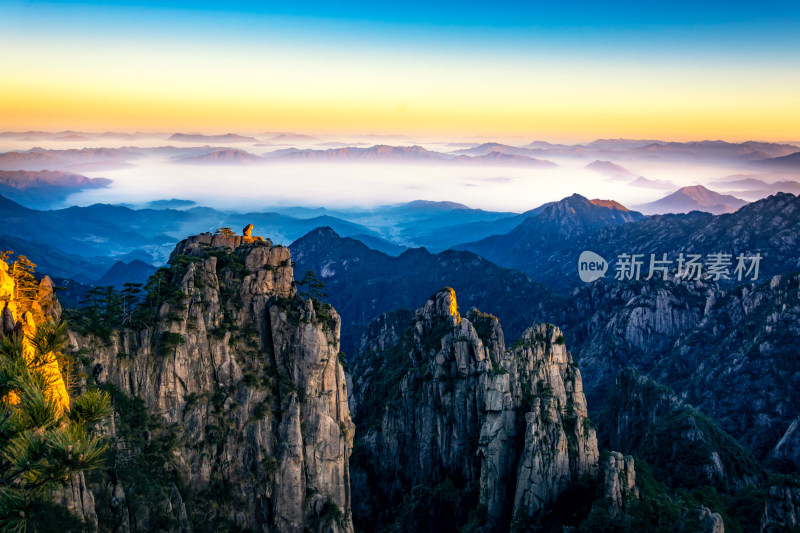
578;251;608;282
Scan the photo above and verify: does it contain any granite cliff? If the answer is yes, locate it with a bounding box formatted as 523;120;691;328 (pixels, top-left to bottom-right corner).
68;233;354;532
349;288;602;531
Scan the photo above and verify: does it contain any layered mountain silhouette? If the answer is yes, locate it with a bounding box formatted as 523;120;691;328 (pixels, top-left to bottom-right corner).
95;259;158;288
454;194;645;276
0;194;385;279
585;159;641;180
289;227;558;354
0;147;140;171
176;148;263;164
168;132;259;143
0;169;111;207
267;144;557;166
753;150;800;170
636;185;748;215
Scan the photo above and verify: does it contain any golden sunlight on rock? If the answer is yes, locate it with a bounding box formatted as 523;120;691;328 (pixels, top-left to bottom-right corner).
0;258;69;412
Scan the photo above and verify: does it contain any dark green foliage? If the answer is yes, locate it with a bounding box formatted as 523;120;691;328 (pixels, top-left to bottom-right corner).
421;317;453;355
555;334;565;345
300;270;327;301
520;381;535;412
318;497;346;530
489;364;507;376
313;299;337;332
576;458;682;533
353;330;414;431
727;484;768;532
205;248;248;279
0;322;111;532
467;309;497;342
253;400;269;420
642;408;762;490
568;457;775;533
377;478;480;533
242;372;259;387
94;383;182;531
159;331;185;357
63;285;124;342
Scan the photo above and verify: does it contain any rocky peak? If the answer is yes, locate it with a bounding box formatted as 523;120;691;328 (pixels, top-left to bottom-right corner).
67;233;354;532
350;288;598;531
414;287;461;325
169;230;270;259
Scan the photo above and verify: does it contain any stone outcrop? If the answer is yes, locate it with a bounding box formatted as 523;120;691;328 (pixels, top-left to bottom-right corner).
70;234;354;532
771;417;800;471
761;481;800;532
674;506;725;533
599;451;639;518
350;288;598;531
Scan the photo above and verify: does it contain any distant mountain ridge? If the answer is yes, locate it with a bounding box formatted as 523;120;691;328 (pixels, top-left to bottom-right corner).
636;185;748;215
752;150;800;170
95;259;158;288
455;193;646;274
176;148;263;164
168;132;259;143
289;226;558;354
0;169;112;207
585;160;641;180
267;144;558;166
0;194;387;279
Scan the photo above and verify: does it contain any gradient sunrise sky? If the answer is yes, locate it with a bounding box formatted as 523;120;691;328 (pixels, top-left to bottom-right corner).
2;0;799;141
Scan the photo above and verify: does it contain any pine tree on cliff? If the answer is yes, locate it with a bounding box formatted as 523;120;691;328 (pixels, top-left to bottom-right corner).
0;320;112;531
300;269;327;301
10;256;37;308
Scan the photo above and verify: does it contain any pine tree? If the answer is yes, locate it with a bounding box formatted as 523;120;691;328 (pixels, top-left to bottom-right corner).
0;321;112;531
215;227;235;236
299;270;328;301
11;256;38;307
121;283;143;323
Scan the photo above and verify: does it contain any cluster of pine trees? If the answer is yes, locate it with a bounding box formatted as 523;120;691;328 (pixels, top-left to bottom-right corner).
1;251;112;531
1;252;39;317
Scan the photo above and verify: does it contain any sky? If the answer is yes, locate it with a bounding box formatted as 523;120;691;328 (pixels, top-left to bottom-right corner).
2;0;800;141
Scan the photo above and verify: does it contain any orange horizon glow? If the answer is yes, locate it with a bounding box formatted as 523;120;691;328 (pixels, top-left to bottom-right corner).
3;84;798;143
2;3;799;144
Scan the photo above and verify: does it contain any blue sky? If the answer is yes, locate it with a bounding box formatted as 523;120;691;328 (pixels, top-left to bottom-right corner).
2;0;799;139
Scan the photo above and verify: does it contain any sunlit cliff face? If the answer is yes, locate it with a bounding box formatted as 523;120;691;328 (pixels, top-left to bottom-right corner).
0;260;69;411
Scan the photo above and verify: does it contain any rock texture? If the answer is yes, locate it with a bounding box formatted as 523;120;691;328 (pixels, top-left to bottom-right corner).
70;234;354;532
599;451;639;518
674;506;726;533
569;271;800;460
762;481;800;532
600;368;763;492
772;417;800;471
0;259;68;408
349;288;598;531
